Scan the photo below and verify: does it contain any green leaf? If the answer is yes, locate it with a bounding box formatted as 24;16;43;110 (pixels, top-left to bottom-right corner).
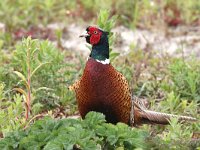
0;112;149;149
13;88;28;102
31;62;51;78
110;52;120;62
43;141;63;150
83;112;106;128
107;135;118;145
32;103;43;114
35;87;54;92
13;71;29;89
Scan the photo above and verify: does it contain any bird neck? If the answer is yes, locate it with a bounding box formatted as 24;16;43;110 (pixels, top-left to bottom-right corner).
90;36;109;62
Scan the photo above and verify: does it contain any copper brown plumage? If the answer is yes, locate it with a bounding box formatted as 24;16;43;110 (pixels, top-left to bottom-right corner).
69;26;197;126
70;58;131;124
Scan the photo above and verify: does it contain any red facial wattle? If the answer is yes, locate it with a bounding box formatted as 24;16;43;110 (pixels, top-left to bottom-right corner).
88;27;102;45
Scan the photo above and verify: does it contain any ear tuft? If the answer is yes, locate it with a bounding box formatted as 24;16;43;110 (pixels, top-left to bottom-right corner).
86;26;90;31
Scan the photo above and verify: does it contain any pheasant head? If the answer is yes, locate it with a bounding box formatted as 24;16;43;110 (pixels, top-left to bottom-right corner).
80;26;110;63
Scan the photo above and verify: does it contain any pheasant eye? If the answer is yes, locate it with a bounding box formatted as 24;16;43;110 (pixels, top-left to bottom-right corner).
94;31;98;34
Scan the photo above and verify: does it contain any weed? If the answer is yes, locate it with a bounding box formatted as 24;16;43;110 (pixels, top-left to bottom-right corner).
0;112;148;149
12;37;75;115
153;118;195;149
0;83;25;137
169;57;200;102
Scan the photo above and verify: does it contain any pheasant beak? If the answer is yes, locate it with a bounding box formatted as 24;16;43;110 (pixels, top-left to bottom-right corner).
79;30;89;37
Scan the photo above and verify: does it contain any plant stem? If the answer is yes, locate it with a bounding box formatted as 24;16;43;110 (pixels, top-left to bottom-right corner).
26;46;31;120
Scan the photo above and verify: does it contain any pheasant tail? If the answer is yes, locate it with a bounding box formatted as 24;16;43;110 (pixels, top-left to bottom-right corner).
136;106;197;125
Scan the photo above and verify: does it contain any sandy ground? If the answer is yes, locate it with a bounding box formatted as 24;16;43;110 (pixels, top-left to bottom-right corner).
1;22;199;58
59;24;200;58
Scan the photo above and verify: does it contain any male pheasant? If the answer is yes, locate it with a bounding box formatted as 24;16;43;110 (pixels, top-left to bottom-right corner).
69;26;196;126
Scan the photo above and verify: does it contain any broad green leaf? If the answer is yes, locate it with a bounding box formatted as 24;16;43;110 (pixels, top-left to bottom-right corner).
43;141;62;150
84;112;106;128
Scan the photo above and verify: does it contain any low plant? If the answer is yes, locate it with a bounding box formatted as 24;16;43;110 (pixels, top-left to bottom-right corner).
0;83;25;137
157;91;198;116
169;57;200;102
164;0;200;25
0;0;76;32
151;118;198;149
0;112;148;149
12;37;75;117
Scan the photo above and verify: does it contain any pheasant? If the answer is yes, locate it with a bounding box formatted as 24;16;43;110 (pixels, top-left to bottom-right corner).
69;26;196;126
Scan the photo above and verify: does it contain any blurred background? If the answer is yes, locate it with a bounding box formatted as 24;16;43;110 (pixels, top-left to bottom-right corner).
0;0;199;149
0;0;200;55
